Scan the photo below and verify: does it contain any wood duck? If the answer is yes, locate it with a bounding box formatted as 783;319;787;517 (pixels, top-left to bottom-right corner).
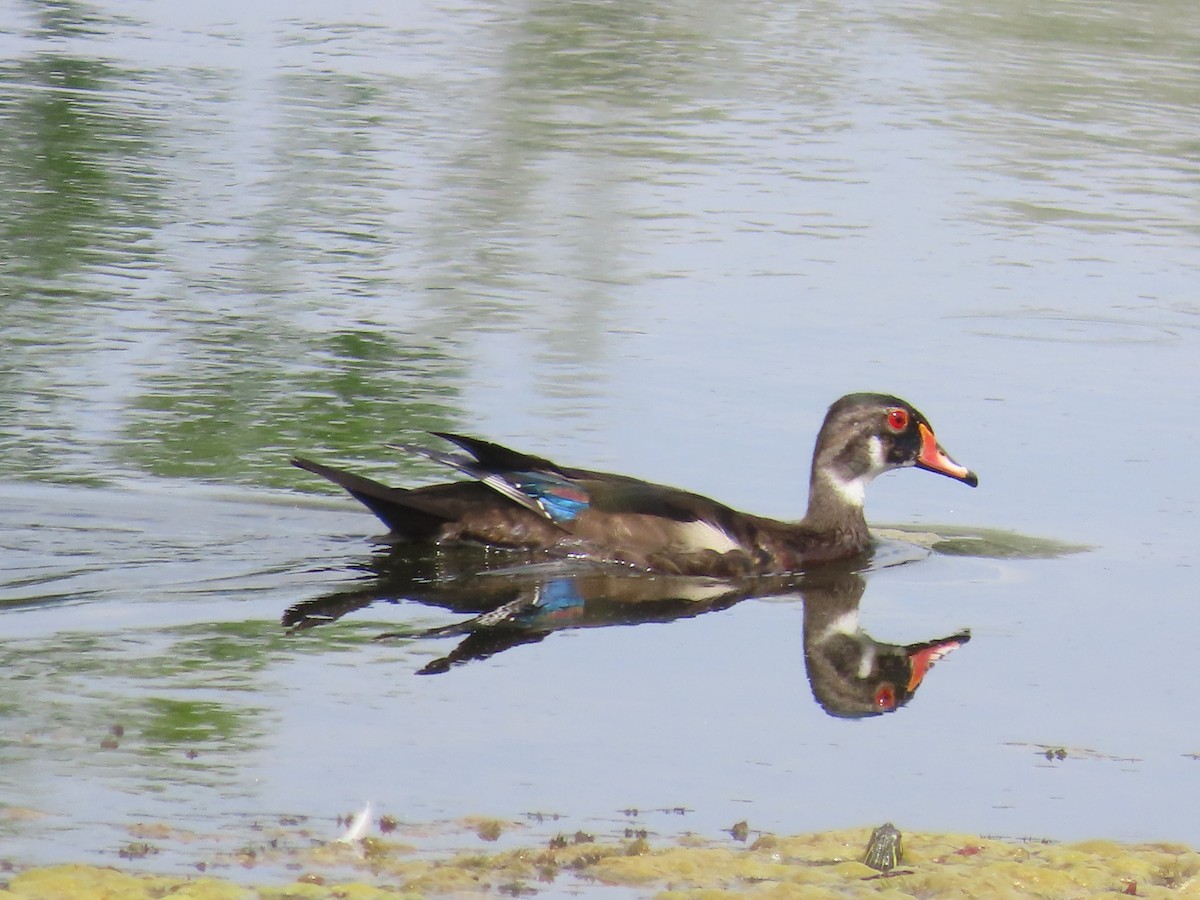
292;392;977;576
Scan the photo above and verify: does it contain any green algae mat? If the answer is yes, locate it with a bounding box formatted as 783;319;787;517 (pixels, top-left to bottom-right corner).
5;827;1200;899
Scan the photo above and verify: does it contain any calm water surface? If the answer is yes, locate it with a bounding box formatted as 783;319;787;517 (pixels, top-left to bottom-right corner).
1;0;1198;883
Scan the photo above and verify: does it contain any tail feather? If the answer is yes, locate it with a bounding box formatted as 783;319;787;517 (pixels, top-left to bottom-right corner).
292;456;450;539
293;432;580;544
387;442;487;480
430;431;562;474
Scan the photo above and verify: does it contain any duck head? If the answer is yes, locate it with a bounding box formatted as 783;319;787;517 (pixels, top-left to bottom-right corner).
801;565;971;718
809;393;978;513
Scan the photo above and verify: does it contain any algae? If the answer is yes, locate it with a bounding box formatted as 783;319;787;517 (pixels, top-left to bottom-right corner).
876;524;1091;560
4;826;1199;899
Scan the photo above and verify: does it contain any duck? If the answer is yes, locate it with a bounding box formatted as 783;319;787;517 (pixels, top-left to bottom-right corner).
292;392;977;576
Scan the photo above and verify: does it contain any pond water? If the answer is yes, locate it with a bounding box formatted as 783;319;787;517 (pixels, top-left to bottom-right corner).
1;0;1198;884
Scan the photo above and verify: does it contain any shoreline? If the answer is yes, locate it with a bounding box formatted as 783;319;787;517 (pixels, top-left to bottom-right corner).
5;825;1199;898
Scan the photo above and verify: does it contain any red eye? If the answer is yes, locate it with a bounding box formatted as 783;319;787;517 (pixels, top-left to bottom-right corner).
874;684;897;712
886;408;909;432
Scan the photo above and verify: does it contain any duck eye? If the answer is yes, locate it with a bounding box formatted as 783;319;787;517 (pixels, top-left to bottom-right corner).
886;408;909;432
874;684;897;712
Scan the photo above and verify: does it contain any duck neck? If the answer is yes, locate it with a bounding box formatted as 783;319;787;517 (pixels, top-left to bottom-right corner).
804;467;871;544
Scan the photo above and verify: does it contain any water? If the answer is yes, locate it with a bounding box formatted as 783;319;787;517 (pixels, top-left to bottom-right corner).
1;0;1198;883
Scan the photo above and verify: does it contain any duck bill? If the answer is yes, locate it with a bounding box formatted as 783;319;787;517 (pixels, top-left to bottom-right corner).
915;423;978;487
906;633;970;692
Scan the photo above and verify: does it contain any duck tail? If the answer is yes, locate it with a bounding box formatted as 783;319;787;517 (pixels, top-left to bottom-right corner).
291;456;450;540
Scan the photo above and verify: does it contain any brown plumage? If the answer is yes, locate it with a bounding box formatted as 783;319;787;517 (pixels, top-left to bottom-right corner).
292;392;977;575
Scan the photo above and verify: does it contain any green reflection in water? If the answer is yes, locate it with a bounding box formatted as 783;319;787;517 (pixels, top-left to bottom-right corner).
0;6;163;484
139;698;245;746
0;1;163;292
906;0;1198;235
0;3;799;489
0;53;160;285
0;9;474;488
0;618;410;794
122;327;464;486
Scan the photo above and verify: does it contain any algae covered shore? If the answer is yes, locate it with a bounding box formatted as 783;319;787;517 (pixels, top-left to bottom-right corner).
4;823;1200;899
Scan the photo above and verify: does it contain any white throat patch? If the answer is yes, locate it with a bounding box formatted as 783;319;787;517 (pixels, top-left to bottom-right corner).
824;471;867;507
821;435;885;508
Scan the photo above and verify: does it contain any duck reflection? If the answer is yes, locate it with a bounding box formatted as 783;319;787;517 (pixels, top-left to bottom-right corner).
797;566;968;717
284;549;967;716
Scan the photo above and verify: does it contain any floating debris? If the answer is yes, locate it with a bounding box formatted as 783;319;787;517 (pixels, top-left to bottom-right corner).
863;822;903;872
335;802;372;844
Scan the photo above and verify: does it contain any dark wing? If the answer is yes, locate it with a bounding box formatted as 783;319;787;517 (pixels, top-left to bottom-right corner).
396;433;589;528
427;433;727;527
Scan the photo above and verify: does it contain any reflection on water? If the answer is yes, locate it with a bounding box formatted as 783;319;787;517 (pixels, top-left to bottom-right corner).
954;310;1189;345
911;0;1200;239
287;549;969;716
799;565;968;718
2;0;1196;490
